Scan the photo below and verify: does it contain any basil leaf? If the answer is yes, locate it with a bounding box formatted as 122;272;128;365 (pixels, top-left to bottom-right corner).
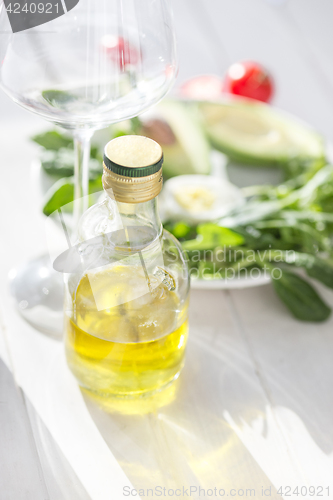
43;176;102;216
32;130;73;151
305;257;333;289
264;250;333;290
42;89;77;109
182;224;244;251
41;148;101;180
41;149;75;178
43;178;74;216
164;221;196;240
271;269;331;322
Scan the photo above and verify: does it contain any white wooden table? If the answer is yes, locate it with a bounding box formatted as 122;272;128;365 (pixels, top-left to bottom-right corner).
1;1;333;499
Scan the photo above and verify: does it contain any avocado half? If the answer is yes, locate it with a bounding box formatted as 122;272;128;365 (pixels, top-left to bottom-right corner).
197;99;326;168
141;100;212;179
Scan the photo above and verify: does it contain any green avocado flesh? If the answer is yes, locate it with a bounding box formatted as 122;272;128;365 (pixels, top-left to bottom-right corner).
144;100;212;178
198;100;325;167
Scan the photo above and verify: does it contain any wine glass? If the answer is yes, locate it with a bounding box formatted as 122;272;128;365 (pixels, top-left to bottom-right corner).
0;0;178;336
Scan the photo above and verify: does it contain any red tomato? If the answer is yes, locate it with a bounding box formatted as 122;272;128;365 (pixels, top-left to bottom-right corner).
101;35;140;69
180;75;223;100
223;61;274;103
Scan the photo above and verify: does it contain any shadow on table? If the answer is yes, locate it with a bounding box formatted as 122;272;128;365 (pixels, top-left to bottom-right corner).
82;291;280;498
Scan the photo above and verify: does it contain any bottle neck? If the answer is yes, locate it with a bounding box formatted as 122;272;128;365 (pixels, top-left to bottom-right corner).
115;197;162;240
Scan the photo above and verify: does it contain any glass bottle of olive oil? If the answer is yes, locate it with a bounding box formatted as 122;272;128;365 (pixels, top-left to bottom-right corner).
64;135;190;398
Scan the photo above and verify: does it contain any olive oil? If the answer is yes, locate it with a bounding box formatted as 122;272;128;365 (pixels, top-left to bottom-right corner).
65;264;188;397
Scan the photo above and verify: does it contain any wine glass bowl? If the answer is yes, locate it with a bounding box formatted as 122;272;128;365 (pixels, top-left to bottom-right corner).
0;0;178;130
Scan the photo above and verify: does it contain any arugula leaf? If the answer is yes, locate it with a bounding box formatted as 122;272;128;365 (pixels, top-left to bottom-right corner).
254;220;331;253
271;269;331;322
233;225;280;250
32;130;73;151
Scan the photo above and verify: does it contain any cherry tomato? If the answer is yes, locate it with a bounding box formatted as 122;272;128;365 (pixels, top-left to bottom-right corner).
223;61;274;103
180;75;223;100
101;35;140;69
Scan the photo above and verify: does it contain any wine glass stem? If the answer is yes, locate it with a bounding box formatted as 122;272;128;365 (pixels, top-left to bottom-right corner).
73;130;93;232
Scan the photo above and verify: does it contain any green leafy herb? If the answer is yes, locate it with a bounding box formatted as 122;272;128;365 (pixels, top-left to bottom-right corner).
41;148;101;180
43;178;74;216
182;223;244;251
164;221;194;239
32;130;73;151
302;256;333;290
42;89;77;108
270;269;331;322
43;176;102;216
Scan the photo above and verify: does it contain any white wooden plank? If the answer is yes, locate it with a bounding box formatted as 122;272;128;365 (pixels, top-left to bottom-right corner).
25;398;91;500
0;359;49;500
228;283;333;489
171;0;228;83
287;0;333;96
0;99;51;500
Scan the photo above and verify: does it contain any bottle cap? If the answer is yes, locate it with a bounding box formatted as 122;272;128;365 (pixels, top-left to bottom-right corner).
102;136;164;203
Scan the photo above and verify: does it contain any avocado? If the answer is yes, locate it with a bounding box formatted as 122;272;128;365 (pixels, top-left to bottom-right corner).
197;100;326;168
141;100;212;178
